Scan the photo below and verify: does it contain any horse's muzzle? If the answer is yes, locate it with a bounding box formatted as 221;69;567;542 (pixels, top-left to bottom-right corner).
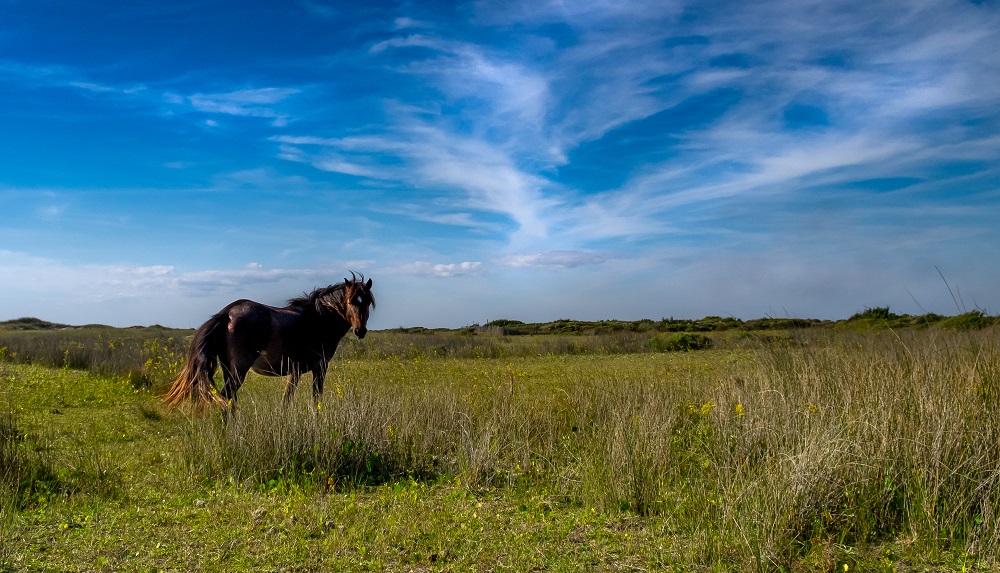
354;328;367;339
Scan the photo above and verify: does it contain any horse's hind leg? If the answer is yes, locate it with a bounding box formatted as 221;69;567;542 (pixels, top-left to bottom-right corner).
220;362;249;423
283;371;301;404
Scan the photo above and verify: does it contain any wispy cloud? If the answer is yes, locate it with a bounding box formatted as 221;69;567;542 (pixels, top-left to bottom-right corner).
1;60;302;128
0;61;148;98
272;0;1000;260
272;123;559;240
300;1;337;20
372;34;552;135
393;17;429;30
516;0;1000;247
499;250;611;269
185;87;300;126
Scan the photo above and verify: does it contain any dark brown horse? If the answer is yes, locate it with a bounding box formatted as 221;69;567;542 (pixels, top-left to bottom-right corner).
163;274;375;412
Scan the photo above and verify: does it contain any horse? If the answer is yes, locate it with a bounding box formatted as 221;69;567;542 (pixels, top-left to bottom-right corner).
163;274;375;414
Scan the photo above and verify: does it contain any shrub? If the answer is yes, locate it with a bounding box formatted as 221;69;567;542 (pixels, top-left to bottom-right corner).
848;306;898;321
645;332;713;352
939;309;995;330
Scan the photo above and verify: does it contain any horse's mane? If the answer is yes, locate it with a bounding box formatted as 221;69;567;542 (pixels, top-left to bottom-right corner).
286;284;345;312
286;275;374;314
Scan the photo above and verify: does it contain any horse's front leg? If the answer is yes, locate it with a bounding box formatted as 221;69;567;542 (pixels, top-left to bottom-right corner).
311;366;327;409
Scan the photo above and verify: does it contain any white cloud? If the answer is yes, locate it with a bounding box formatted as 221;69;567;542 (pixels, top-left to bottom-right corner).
0;250;359;324
312;156;386;178
396;261;483;277
394;17;428;30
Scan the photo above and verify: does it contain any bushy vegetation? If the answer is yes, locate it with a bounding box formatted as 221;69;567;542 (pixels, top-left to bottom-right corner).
840;306;997;331
481;315;831;335
0;317;71;331
645;332;714;352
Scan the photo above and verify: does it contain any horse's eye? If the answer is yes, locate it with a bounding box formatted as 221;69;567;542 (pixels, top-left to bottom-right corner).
356;296;364;304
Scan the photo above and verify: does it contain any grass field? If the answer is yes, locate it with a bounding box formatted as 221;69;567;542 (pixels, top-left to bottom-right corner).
2;323;999;571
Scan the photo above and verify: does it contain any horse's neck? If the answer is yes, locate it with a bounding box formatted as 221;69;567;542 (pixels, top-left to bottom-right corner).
311;307;351;334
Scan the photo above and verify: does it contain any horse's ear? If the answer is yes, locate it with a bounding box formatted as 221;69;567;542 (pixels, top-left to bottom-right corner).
343;277;349;285
365;278;372;289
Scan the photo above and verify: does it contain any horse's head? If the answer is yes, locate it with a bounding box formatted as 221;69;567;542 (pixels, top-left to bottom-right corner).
341;274;375;339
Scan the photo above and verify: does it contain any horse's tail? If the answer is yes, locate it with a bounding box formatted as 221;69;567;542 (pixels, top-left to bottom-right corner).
163;312;228;410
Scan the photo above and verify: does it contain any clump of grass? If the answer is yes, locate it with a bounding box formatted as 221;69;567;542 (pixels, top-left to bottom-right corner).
179;365;559;492
714;331;1000;567
181;380;453;490
0;409;63;511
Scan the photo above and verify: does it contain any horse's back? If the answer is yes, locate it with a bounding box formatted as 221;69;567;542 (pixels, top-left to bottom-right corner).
225;300;312;375
222;299;277;349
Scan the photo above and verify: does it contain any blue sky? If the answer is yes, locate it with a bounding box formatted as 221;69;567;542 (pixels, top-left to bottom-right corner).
1;0;999;328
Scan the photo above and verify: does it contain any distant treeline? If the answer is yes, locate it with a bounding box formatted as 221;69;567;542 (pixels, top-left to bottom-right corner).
0;317;176;332
0;307;996;381
0;317;73;331
384;306;998;336
4;306;997;336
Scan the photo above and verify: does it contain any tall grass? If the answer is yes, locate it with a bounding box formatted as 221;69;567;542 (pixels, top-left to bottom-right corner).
707;330;1000;566
1;403;63;569
180;360;548;490
0;327;189;384
176;328;1000;567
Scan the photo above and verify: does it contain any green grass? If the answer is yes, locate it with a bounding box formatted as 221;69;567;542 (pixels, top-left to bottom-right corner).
2;327;1000;571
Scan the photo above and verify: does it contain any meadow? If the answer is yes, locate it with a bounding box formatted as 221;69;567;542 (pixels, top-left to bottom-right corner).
2;316;999;571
